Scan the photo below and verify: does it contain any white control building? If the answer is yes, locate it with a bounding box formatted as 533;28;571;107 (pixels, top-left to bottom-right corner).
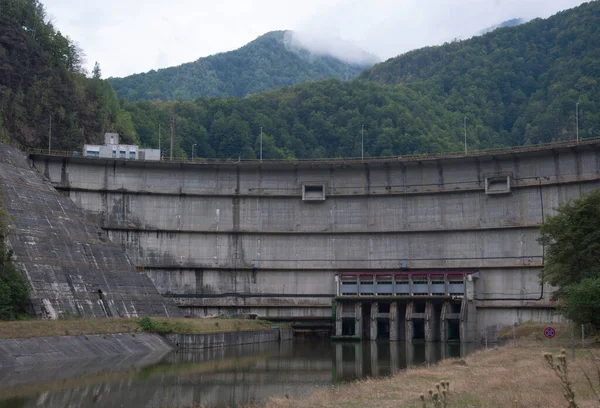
83;133;160;161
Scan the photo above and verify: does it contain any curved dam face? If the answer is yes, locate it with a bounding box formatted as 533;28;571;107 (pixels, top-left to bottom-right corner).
30;141;600;341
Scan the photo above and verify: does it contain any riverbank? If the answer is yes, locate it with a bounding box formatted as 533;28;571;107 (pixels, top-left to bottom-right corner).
0;317;275;339
266;324;600;408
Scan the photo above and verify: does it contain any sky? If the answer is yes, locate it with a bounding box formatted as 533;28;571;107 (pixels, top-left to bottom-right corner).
42;0;589;78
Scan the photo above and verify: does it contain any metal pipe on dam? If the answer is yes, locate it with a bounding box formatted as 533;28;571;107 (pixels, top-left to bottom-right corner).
30;140;600;341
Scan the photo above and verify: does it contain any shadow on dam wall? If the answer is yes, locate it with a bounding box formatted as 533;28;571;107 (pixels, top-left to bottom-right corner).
0;142;181;319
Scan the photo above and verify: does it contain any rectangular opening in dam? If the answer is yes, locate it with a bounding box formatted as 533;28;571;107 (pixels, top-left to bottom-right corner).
302;184;325;201
485;175;511;194
413;320;425;340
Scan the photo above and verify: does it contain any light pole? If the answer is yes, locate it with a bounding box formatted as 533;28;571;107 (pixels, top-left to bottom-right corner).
260;127;263;161
576;103;579;143
192;143;197;160
361;124;364;161
48;114;52;153
464;117;467;155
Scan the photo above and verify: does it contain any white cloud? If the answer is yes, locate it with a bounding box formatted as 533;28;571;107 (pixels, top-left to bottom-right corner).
41;0;588;78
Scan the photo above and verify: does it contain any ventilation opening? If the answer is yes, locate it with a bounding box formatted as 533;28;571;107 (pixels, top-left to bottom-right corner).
302;184;326;201
485;175;511;195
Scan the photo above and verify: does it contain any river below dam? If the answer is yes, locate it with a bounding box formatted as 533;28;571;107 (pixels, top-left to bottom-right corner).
0;338;475;408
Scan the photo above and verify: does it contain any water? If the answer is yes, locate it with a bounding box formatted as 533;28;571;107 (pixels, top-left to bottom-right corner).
0;339;474;408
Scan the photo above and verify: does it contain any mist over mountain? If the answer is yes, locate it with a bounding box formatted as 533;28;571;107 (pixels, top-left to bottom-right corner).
109;31;377;102
284;31;380;66
478;18;526;35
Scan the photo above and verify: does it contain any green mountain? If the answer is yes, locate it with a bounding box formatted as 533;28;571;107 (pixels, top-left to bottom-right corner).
109;31;379;102
0;0;138;150
359;0;600;147
126;1;600;160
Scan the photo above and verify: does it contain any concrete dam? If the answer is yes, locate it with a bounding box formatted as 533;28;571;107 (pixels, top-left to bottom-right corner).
28;140;600;342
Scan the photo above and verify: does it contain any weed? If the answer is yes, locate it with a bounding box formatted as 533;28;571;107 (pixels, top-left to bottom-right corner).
420;381;450;408
544;349;578;407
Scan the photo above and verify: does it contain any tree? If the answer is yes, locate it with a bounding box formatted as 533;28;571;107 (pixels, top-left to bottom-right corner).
92;62;102;79
537;189;600;326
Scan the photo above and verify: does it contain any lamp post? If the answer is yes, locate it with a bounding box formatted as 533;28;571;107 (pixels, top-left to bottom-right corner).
464;117;467;155
361;124;364;161
48;114;52;153
576;103;579;143
192;143;197;160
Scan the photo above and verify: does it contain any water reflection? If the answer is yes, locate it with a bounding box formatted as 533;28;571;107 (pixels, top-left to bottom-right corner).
0;340;475;408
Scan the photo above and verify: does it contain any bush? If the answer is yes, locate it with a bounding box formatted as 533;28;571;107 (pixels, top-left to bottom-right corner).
560;278;600;327
137;317;189;334
0;207;30;320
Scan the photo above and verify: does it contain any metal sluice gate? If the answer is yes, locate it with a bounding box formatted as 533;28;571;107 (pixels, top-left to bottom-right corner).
333;271;476;343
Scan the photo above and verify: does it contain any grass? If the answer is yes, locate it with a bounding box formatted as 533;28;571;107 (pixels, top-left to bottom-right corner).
0;317;276;339
265;324;600;408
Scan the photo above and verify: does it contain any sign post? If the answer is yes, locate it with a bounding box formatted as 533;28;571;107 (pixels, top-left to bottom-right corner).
544;326;556;346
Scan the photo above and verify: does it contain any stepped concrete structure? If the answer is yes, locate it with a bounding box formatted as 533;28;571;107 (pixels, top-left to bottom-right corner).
0;143;181;318
28;140;600;341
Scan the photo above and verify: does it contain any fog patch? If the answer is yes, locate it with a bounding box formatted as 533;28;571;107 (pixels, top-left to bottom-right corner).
284;30;380;67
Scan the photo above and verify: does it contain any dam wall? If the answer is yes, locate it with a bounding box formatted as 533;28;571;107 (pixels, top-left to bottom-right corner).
0;143;181;318
30;141;600;339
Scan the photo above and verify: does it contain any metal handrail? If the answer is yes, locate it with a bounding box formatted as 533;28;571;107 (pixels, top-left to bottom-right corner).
20;135;600;165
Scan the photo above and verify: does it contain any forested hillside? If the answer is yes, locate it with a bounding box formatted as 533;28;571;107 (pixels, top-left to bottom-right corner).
360;1;600;147
0;0;138;150
126;1;600;160
110;31;377;102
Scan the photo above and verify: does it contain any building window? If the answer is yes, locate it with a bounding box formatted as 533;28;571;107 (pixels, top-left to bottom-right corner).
86;151;99;158
112;150;116;158
119;151;126;159
129;151;136;159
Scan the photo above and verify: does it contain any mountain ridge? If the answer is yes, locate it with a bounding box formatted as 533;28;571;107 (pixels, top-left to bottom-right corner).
109;30;378;102
124;0;600;159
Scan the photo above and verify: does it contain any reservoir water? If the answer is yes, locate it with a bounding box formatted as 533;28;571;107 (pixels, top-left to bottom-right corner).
0;339;473;408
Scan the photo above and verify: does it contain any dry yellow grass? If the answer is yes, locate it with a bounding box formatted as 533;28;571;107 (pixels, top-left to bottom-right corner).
266;341;600;408
0;317;274;338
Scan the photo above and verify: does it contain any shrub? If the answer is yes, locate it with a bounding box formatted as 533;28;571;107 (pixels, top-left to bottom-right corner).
0;207;30;320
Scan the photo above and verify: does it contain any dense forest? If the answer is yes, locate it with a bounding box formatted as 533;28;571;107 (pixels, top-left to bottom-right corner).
0;0;138;150
360;1;600;148
126;0;600;160
110;31;377;102
1;0;599;160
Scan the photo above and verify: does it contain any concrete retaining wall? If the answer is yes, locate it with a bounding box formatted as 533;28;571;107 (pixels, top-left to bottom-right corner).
0;333;172;368
165;328;293;349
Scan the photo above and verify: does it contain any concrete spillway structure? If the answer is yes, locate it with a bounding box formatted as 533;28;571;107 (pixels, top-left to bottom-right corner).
30;140;600;341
